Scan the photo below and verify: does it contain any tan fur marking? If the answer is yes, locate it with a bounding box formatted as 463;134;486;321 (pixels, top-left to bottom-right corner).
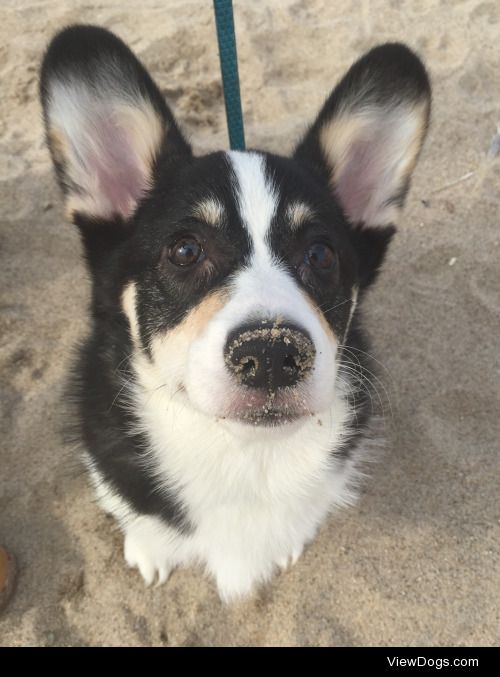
113;102;165;178
301;291;338;343
343;287;359;342
180;291;228;339
151;290;228;363
121;282;140;345
47;127;70;167
192;198;225;227
301;287;358;346
47;127;78;221
286;202;315;230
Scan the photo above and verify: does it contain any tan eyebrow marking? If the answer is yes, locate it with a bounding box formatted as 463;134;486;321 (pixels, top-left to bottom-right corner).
286;201;315;230
192;197;225;227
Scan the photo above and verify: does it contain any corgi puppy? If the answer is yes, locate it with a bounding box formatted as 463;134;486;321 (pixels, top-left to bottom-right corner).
40;25;430;601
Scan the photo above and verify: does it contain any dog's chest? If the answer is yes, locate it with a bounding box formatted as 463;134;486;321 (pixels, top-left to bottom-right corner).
139;385;354;542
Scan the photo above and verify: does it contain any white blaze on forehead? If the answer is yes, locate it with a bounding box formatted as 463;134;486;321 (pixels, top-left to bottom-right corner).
227;151;278;260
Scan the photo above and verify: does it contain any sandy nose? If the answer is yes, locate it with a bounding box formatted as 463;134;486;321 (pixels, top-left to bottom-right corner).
224;320;315;391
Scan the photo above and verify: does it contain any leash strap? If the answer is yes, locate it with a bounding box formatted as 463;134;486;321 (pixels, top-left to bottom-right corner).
213;0;246;150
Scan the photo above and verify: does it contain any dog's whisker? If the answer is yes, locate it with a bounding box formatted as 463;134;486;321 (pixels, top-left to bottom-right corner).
339;343;394;382
313;293;359;317
339;359;392;421
340;346;393;401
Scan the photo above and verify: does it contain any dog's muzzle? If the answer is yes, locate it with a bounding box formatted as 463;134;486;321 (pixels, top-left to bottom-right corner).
224;320;315;392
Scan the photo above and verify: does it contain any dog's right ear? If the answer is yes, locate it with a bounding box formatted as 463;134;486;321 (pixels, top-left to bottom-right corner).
40;25;191;225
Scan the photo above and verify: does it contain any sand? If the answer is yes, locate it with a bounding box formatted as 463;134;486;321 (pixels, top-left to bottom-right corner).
1;0;499;647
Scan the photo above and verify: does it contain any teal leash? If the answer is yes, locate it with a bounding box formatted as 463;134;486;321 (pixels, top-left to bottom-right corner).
213;0;246;151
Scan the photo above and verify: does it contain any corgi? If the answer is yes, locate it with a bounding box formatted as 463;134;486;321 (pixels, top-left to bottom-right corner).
40;25;430;602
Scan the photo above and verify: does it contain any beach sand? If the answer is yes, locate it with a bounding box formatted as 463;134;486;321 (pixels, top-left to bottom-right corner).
1;0;499;646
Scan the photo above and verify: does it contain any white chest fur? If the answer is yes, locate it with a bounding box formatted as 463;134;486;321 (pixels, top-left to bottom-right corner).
88;373;361;602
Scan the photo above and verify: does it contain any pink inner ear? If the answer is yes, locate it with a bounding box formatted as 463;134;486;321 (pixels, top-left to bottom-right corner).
82;114;148;219
334;138;383;225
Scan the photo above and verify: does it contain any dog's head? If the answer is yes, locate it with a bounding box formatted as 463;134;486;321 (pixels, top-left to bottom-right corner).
41;26;430;431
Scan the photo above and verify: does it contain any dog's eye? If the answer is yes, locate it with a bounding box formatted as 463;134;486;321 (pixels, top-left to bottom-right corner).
169;237;204;267
306;243;335;270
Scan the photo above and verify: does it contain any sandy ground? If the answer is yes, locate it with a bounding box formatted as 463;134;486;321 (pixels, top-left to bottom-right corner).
1;0;499;647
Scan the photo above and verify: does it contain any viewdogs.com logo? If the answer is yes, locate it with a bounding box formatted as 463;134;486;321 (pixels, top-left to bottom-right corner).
387;656;479;669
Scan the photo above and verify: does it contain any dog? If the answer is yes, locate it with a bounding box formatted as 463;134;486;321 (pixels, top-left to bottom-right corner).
40;25;430;601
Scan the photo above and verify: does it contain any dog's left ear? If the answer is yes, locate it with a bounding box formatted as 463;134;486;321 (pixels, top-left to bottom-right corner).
294;44;430;286
295;43;431;228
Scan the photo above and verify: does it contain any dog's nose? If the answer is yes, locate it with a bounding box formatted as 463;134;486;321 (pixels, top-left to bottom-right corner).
224;320;315;390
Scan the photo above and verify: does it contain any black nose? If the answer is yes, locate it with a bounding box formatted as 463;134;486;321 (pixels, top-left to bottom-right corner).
224;320;315;390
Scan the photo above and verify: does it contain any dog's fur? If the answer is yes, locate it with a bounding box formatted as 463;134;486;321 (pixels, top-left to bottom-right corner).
40;26;430;601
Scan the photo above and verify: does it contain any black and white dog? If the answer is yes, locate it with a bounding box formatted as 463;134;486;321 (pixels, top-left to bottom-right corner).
40;26;430;601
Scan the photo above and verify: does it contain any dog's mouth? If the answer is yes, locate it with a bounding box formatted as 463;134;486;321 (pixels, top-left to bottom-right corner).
179;378;314;427
221;388;311;427
233;408;301;427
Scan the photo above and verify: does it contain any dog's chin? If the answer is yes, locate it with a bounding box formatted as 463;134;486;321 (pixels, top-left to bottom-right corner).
219;411;310;440
221;385;313;428
226;408;305;428
218;397;315;437
183;381;315;434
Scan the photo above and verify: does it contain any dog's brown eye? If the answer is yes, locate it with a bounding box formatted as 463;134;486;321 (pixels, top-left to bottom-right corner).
169;237;204;267
306;243;335;270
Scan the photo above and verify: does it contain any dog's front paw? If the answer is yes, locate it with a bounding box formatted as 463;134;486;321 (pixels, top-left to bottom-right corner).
123;516;176;586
